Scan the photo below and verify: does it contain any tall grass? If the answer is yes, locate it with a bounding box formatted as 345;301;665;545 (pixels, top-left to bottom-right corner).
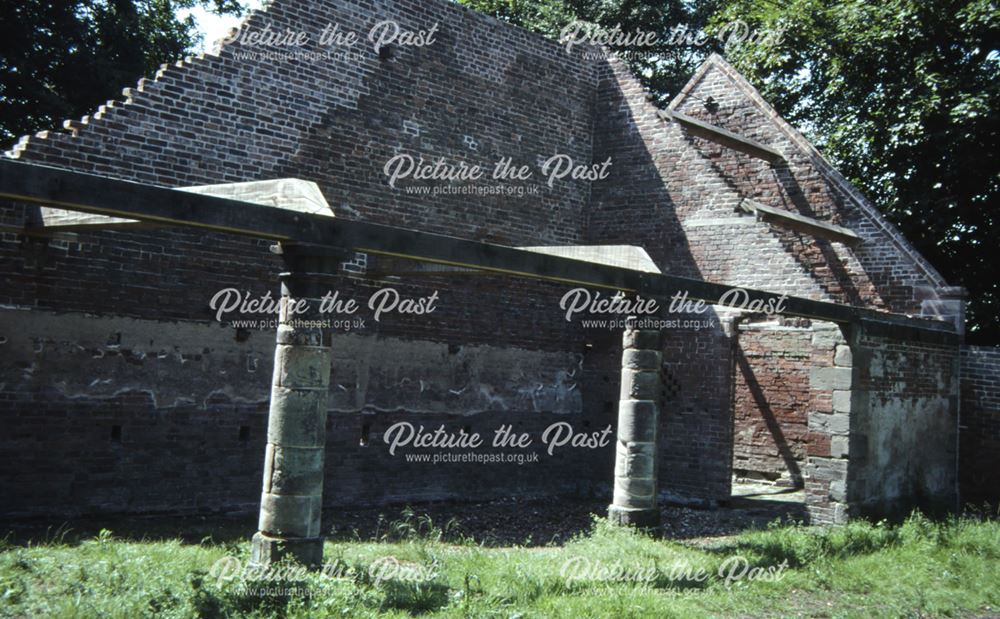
1;511;998;618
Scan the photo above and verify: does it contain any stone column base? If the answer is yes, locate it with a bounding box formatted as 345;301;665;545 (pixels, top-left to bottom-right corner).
250;532;324;569
608;505;660;529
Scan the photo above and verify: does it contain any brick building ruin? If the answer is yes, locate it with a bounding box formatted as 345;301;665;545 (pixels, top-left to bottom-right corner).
2;0;997;536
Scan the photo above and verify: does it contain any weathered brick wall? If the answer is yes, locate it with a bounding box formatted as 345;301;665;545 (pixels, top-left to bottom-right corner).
0;0;607;517
659;313;734;503
848;330;960;518
732;320;813;486
326;409;611;508
586;53;963;513
0;0;965;520
2;0;599;323
564;309;736;506
1;394;610;518
8;0;595;243
669;57;955;318
587;55;736;505
0;306;611;517
959;346;1000;506
589;55;956;318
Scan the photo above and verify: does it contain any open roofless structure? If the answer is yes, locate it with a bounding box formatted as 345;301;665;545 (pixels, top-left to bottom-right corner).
2;0;998;567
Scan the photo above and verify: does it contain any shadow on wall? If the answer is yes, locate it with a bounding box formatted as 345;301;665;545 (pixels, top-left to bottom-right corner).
770;165;870;308
734;343;804;488
586;56;735;504
671;111;873;310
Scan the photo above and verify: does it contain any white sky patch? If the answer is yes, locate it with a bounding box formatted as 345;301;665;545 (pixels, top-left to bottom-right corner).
178;0;265;53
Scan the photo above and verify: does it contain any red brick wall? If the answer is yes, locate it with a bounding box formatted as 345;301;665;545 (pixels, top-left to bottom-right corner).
589;55;952;316
659;317;735;503
0;395;610;518
732;322;812;486
669;57;948;315
0;0;963;518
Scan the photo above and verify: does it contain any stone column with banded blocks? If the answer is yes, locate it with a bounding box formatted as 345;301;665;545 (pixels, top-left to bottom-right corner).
251;250;339;568
609;320;662;528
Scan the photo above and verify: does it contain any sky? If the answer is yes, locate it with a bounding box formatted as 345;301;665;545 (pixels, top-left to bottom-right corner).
177;0;266;53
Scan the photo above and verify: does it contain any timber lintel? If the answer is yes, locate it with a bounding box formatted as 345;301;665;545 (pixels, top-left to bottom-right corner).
668;110;785;164
740;199;862;246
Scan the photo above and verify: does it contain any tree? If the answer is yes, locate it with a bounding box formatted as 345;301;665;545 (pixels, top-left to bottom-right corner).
709;0;999;344
458;0;722;99
455;0;577;36
0;0;243;145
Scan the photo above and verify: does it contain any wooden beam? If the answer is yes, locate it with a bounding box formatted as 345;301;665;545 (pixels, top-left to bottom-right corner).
741;199;862;246
669;110;785;164
0;159;955;341
26;177;334;232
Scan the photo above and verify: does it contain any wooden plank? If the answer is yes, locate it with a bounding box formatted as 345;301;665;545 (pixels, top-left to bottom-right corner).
29;177;334;231
741;199;862;246
518;245;661;274
35;209;145;230
370;246;660;278
670;110;785;164
0;159;956;341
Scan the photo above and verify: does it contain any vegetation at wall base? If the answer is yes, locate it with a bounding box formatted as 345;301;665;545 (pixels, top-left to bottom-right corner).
2;510;999;618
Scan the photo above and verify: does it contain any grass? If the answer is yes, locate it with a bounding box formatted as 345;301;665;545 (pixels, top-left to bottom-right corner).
2;510;999;618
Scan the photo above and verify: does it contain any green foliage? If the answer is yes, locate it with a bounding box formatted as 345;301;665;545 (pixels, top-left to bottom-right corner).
455;0;577;37
0;0;244;144
720;517;904;568
456;0;723;101
370;506;464;544
711;0;1000;343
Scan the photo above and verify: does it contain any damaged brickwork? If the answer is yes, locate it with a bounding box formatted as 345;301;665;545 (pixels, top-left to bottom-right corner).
0;0;978;522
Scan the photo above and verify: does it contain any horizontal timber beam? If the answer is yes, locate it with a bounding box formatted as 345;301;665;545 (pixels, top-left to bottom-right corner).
741;199;862;247
0;159;956;343
668;110;785;165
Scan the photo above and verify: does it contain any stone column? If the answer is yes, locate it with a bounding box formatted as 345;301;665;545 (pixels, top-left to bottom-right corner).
251;249;338;568
608;319;662;528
